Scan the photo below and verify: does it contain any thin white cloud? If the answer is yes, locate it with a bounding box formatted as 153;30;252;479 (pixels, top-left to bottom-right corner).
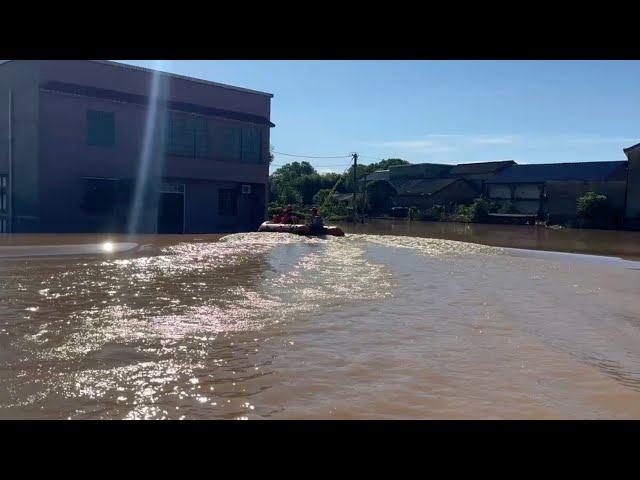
467;134;524;145
372;133;636;153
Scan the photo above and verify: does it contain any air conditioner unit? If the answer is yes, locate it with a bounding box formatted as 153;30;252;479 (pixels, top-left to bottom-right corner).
241;184;252;194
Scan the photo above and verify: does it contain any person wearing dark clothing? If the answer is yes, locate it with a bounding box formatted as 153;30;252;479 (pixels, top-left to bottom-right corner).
308;207;326;235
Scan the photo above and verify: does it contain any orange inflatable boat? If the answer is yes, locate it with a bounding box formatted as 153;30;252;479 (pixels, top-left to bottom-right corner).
258;222;345;237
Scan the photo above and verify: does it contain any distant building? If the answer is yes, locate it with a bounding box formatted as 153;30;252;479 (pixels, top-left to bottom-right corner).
394;178;477;210
624;142;640;226
358;160;517;211
0;60;274;234
486;161;627;221
446;160;516;194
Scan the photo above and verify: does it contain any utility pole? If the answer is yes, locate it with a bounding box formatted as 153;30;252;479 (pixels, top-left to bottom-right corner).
361;173;368;224
352;153;358;223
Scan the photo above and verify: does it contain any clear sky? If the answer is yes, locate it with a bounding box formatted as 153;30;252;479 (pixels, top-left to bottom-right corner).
118;60;640;173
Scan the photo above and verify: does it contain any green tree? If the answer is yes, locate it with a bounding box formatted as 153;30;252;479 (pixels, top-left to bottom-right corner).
292;173;326;205
372;158;411;171
366;180;397;215
577;192;612;228
313;188;333;206
279;187;303;206
269;161;317;203
342;158;410;191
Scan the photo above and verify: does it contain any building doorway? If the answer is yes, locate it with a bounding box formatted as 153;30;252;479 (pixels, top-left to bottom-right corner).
157;183;185;234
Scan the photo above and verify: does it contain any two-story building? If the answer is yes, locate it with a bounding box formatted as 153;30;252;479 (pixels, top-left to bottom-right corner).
0;60;274;234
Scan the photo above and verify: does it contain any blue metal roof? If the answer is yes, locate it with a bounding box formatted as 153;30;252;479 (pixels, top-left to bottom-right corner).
486;161;627;184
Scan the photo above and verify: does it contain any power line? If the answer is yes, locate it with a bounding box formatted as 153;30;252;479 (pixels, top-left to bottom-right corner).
270;162;352;168
273;151;351;159
358;155;385;162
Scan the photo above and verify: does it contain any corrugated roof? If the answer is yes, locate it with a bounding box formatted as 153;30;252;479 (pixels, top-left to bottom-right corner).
397;178;459;196
359;170;390;182
486;161;627;184
449;160;516;175
41;81;275;128
389;163;452;179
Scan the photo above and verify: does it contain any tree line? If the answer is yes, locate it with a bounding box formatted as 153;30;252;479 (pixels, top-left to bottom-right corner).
268;155;409;207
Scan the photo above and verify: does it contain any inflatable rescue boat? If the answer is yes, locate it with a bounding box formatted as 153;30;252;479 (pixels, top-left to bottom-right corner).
258;222;345;237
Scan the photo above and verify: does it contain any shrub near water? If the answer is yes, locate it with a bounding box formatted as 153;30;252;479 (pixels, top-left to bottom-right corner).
411;205;446;221
457;198;491;222
577;192;612;228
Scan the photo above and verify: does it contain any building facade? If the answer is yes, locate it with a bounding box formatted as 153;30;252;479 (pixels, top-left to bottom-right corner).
0;60;274;234
394;178;477;210
486;161;627;221
624;142;640;225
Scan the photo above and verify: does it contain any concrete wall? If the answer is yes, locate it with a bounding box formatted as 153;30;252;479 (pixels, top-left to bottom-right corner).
38;60;271;118
488;183;544;216
512;200;541;215
394;179;477;210
184;180;265;233
0;61;40;232
544;180;626;220
626;148;640;220
514;184;541;200
488;184;511;199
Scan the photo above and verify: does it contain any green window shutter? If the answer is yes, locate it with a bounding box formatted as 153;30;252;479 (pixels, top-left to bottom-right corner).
194;118;208;158
241;127;262;163
166;115;209;157
221;126;241;161
87;110;115;147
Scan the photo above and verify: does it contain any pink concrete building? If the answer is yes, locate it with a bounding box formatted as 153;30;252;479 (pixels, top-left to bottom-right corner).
0;60;274;234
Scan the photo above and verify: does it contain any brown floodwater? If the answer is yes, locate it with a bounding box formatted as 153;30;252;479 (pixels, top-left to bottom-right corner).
1;221;640;419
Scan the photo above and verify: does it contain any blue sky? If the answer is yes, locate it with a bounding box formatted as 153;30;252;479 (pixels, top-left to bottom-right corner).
118;60;640;173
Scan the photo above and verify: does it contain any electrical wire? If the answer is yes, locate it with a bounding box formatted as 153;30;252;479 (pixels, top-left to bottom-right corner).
272;151;351;159
358;155;385;162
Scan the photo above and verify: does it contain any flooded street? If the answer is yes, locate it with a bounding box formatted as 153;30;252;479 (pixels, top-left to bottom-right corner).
2;222;640;419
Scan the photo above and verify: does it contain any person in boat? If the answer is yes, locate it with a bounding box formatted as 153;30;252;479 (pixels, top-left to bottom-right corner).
281;205;299;224
272;208;285;224
308;207;326;235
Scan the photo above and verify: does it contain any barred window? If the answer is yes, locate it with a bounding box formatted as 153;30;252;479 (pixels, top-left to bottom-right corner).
218;189;237;216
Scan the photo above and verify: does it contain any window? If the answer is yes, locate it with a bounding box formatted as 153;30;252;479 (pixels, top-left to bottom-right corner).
218;189;237;216
1;218;7;233
241;127;262;163
0;175;7;212
166;115;208;157
87;110;115;147
81;178;118;216
220;126;241;161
